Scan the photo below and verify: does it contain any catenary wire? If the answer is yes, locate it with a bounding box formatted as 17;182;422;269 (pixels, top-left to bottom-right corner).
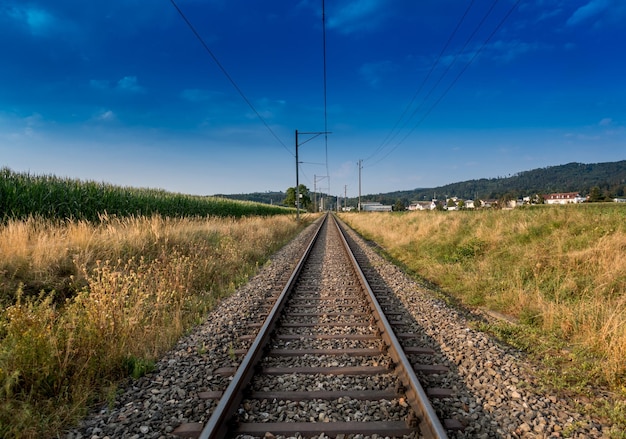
367;0;500;166
364;0;476;163
369;0;522;167
168;0;292;156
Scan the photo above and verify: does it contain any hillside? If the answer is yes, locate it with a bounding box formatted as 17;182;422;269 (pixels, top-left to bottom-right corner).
218;161;626;207
363;160;626;205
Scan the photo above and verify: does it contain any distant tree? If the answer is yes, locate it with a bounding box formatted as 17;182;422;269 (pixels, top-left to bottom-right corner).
499;193;515;208
393;200;405;211
446;198;456;209
284;184;312;211
588;186;606;203
457;199;466;209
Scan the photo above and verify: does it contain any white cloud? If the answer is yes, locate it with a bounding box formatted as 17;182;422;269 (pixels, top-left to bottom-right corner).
599;117;612;126
95;110;116;122
116;76;145;93
327;0;387;34
90;77;145;93
7;6;56;36
566;0;610;26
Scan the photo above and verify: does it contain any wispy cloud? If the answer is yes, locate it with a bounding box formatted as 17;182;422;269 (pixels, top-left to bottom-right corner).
489;40;550;62
117;76;144;93
326;0;387;34
7;5;56;36
94;110;116;122
566;0;610;26
599;117;612;126
90;76;145;93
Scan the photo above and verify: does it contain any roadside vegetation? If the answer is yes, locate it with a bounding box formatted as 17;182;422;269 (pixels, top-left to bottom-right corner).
0;169;309;438
341;204;626;434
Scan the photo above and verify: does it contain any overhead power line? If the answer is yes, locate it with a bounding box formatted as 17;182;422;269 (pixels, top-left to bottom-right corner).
365;0;477;163
369;0;522;167
169;0;292;156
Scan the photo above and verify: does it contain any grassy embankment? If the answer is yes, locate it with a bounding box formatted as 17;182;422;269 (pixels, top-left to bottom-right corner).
342;205;626;434
0;169;309;438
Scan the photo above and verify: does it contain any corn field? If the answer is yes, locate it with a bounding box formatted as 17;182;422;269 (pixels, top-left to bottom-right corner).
1;167;291;221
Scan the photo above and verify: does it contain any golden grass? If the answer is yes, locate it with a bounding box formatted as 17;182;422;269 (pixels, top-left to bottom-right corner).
0;214;308;438
341;205;626;391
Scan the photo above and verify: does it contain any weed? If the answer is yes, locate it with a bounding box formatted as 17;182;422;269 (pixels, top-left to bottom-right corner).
123;356;155;380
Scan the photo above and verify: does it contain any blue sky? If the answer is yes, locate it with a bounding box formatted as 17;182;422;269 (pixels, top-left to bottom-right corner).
1;0;625;197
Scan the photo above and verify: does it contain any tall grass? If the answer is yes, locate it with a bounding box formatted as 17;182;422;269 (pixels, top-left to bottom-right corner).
0;214;308;438
341;205;626;390
1;167;292;221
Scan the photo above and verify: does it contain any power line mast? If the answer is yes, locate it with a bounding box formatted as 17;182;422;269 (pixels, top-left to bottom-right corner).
295;129;331;221
357;159;363;212
313;174;317;213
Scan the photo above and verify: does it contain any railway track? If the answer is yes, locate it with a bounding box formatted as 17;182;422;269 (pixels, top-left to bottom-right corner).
174;213;462;438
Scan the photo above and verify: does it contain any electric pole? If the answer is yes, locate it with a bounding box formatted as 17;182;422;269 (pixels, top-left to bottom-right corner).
358;159;362;212
313;174;317;213
344;184;347;211
295;129;331;221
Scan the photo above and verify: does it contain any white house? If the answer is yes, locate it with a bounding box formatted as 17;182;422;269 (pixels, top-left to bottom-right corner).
544;192;585;204
408;201;436;211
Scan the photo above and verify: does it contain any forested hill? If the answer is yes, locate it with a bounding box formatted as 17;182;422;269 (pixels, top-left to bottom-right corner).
365;160;626;204
215;161;626;206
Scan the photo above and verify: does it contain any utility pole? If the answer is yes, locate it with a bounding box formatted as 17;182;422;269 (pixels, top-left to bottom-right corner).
313;174;317;213
295;130;300;221
344;184;347;211
295;129;331;221
358;159;362;212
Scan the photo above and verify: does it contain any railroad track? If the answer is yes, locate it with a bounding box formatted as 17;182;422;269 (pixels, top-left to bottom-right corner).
174;213;462;439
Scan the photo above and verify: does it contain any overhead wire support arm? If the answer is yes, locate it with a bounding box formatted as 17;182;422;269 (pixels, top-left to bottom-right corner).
295;130;332;221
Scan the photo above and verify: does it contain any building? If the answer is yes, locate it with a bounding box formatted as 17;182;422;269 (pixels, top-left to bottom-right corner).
408;201;436;211
544;192;585;204
360;202;392;212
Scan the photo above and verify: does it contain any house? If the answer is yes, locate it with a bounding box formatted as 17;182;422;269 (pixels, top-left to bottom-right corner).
360;202;392;212
544;192;585;205
408;201;436;211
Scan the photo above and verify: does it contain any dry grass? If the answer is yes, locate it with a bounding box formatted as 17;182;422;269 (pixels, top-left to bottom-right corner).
341;205;626;390
0;214;308;438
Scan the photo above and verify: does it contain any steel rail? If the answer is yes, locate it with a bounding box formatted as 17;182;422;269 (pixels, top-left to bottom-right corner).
197;215;326;439
332;214;449;439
